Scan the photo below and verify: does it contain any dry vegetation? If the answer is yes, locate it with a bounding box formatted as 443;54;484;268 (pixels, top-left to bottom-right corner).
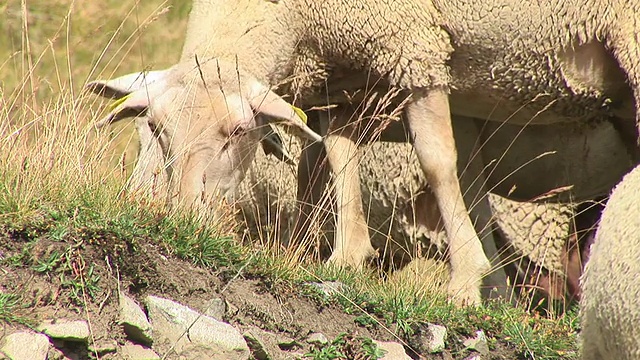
1;0;190;175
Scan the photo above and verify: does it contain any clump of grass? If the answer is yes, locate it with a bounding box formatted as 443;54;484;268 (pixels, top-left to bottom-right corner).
0;292;22;324
304;333;386;360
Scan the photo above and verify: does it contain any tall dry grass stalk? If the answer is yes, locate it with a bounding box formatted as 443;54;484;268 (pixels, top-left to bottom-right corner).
1;90;121;214
0;0;190;214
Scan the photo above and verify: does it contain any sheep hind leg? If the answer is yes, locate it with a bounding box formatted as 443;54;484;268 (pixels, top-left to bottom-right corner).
453;118;510;301
405;88;489;306
322;109;376;269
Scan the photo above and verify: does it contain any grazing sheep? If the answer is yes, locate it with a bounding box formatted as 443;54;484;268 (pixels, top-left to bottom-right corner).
580;164;640;360
88;0;639;305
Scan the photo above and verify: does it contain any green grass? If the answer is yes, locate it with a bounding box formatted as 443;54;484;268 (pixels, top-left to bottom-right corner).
0;1;580;359
0;292;23;324
304;333;387;360
0;147;580;358
0;163;579;357
293;269;579;358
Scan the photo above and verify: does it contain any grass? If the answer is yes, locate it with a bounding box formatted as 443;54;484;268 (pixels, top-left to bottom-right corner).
0;292;24;324
0;1;580;359
304;333;387;359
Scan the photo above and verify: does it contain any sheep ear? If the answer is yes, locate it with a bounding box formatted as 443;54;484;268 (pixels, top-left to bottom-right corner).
92;91;153;128
86;70;167;98
86;70;169;128
248;84;322;143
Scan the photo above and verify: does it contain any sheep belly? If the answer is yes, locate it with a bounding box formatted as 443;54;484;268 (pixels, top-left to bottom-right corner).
439;1;633;125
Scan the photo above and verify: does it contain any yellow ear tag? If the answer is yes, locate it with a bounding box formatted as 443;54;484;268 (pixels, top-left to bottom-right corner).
107;93;133;112
291;105;307;124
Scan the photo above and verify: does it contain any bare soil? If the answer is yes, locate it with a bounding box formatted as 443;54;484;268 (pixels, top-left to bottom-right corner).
0;224;520;359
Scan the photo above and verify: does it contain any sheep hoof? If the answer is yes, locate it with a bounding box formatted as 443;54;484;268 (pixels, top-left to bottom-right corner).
447;275;482;307
327;245;377;270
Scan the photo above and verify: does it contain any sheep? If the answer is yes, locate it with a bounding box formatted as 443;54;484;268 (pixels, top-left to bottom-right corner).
87;0;640;305
238;128;596;303
579;163;640;360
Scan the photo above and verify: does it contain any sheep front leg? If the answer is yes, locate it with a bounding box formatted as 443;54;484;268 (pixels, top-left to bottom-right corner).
406;88;490;306
322;111;376;268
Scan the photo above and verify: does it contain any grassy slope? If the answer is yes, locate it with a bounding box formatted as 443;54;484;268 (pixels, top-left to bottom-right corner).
0;1;580;359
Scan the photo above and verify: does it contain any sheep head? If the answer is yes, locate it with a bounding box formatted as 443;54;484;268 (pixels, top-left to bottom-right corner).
87;58;321;211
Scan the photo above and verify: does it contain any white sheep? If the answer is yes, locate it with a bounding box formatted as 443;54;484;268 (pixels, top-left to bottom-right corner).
87;0;639;305
239;128;593;302
580;164;640;360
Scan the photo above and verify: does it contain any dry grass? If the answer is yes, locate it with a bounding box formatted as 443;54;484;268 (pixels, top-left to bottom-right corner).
1;0;190;178
0;0;245;248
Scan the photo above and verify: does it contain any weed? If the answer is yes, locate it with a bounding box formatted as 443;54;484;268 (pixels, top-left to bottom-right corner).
304;333;386;360
305;344;346;360
354;314;378;329
32;250;62;273
154;212;245;270
60;261;101;307
0;292;20;323
361;337;387;359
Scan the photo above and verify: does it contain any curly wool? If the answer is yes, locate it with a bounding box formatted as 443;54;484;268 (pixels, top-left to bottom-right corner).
580;164;640;360
489;196;573;273
181;0;639;127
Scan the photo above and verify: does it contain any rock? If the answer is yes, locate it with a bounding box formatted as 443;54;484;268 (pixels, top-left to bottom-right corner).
204;297;227;321
306;333;328;346
242;326;299;360
226;299;239;318
374;340;411;360
408;323;447;354
119;294;153;344
88;339;118;355
426;323;447;353
423;324;447;354
38;320;90;342
145;295;249;359
243;329;271;360
463;330;489;355
0;331;50;360
120;343;161;360
305;281;346;297
464;355;482;360
45;347;67;360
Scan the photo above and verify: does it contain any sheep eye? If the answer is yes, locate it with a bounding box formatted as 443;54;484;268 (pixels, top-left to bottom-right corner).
230;125;245;138
147;120;158;134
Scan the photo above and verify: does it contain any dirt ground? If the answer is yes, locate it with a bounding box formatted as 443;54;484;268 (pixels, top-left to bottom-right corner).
0;224;523;360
